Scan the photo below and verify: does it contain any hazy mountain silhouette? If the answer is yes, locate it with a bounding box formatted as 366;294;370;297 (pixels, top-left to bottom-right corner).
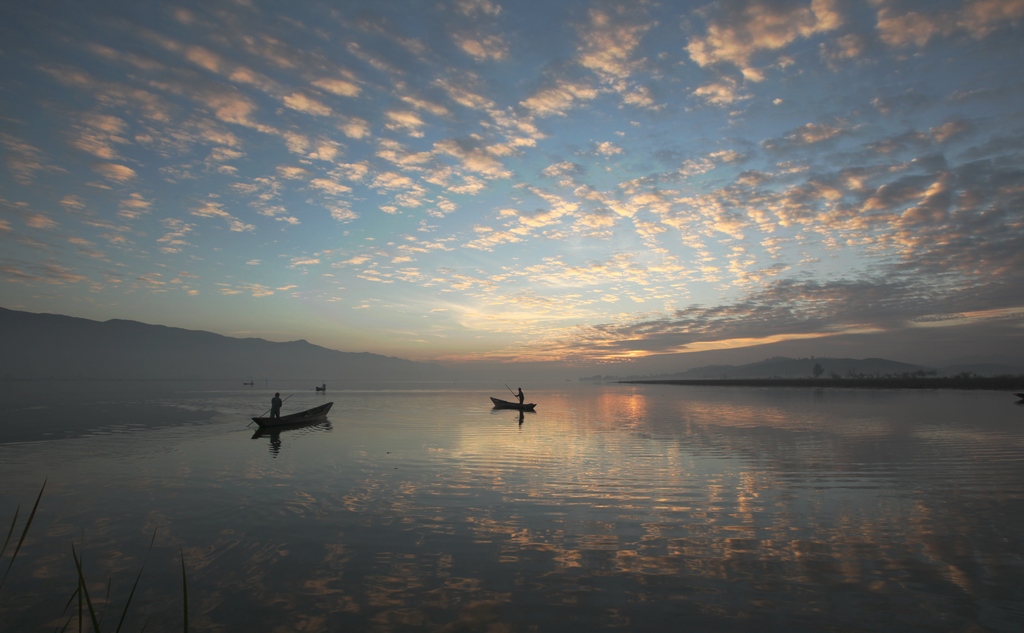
670;356;929;379
0;307;447;381
583;355;1024;381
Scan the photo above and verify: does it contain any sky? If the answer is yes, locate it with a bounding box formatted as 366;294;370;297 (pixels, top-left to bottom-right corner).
2;0;1023;375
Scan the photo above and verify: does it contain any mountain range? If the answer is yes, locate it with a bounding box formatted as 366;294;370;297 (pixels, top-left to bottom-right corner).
5;307;1022;383
582;355;1024;381
0;307;447;381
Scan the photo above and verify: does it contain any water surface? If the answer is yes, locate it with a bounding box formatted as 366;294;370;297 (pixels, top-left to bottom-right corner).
1;381;1023;631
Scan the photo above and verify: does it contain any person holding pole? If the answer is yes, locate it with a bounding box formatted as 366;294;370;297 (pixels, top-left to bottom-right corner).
270;392;283;418
505;384;526;406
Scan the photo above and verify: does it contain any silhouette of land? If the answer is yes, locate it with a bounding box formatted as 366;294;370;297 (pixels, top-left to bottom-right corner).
584;355;1024;382
622;376;1024;391
0;307;445;381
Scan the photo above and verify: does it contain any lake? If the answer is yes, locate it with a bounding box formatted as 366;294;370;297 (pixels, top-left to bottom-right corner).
1;381;1023;632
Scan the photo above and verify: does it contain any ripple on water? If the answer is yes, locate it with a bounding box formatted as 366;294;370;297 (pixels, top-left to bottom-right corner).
2;386;1024;632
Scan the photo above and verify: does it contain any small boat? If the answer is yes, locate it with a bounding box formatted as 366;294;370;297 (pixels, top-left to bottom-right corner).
1016;393;1024;401
490;397;536;411
252;402;333;428
243;381;255;386
315;383;326;392
252;419;332;439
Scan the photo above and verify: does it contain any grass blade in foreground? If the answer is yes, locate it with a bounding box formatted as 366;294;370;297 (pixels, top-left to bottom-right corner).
0;479;46;592
113;529;159;633
72;543;102;633
180;548;189;632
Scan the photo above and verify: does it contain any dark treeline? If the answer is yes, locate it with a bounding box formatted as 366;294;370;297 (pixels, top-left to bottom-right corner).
621;376;1024;391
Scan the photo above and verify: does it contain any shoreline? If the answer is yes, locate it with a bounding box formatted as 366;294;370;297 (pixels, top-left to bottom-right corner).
619;376;1024;391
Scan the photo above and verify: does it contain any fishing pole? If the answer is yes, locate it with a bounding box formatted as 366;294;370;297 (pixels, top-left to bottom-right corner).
249;393;293;426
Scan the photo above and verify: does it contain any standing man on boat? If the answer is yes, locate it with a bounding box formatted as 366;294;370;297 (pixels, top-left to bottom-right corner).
270;392;283;418
515;387;525;405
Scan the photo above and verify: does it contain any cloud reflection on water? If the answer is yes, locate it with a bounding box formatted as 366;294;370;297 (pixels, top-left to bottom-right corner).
1;386;1022;630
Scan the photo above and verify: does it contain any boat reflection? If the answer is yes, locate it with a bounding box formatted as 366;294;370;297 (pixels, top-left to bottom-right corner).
490;407;535;425
251;419;333;457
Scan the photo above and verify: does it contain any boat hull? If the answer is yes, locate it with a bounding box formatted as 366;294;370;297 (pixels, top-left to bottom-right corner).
490;397;536;411
253;402;334;427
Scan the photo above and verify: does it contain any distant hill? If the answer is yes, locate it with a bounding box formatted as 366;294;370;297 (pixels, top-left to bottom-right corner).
671;356;930;379
0;307;448;381
582;355;1024;381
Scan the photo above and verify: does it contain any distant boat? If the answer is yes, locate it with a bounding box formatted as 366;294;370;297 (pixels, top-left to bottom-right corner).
252;402;333;428
490;397;536;411
243;381;255;386
315;383;326;392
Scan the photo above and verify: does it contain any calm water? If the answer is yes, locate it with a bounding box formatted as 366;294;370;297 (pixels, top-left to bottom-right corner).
1;381;1023;632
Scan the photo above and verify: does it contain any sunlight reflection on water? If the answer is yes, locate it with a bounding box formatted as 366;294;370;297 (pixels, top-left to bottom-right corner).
1;381;1023;631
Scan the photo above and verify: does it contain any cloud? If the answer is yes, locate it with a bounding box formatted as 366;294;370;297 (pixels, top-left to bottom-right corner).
399;93;450;117
1;261;88;285
338;116;372;139
331;206;359;223
277;166;309;179
874;5;948;48
455;0;502;16
93;163;137;182
762;121;847;152
875;0;1024;48
245;284;274;297
312;76;362;97
871;90;929;115
453;33;509;61
191;201;255;232
960;0;1024;38
72;113;130;159
282;92;333;116
692;77;748;106
687;0;843;81
385;110;427;137
575;5;651;81
1;133;61;184
435;77;495;110
229;219;255;232
520;79;600;117
372;171;418;191
820;33;866;69
930;119;972;143
26;214;58;229
433;138;512;178
191;201;231;220
542;161;583;178
463;225;523;251
309;178;353;196
119;193;152;220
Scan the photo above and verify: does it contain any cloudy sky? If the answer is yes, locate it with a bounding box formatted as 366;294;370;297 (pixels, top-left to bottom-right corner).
2;0;1023;372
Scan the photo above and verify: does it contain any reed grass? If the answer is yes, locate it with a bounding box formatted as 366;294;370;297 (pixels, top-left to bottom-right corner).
2;482;190;632
0;478;46;593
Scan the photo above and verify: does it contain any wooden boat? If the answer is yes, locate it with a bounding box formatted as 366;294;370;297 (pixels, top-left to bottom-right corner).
252;402;333;428
252;419;332;439
490;397;536;411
